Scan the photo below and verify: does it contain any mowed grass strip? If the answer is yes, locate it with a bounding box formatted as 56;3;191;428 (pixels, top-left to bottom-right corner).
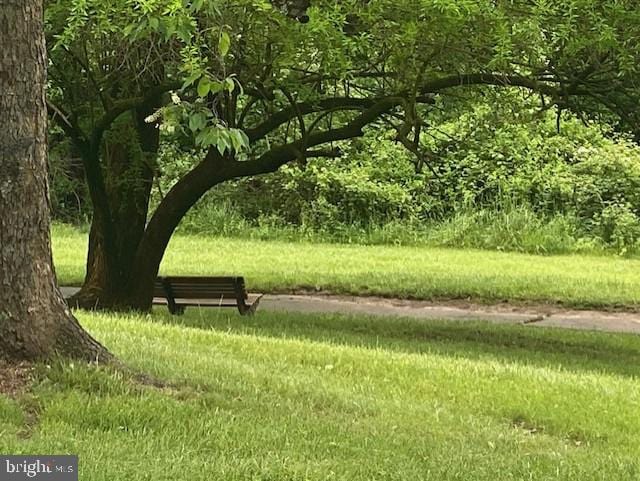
52;224;640;308
1;310;640;480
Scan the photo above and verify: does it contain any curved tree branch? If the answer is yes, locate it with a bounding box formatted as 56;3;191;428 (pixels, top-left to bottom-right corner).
237;96;401;177
419;73;579;97
245;97;377;142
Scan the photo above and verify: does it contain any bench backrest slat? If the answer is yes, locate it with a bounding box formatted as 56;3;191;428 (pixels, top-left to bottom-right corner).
154;276;247;300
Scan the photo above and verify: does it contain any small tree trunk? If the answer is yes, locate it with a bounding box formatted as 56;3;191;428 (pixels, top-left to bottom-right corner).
69;213;128;309
127;153;234;310
70;112;158;310
0;0;110;362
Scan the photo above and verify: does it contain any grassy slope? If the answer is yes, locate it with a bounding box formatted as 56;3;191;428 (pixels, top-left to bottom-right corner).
53;224;640;308
1;310;640;480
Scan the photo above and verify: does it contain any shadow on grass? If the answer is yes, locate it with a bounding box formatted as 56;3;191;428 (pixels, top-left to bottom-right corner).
147;307;640;379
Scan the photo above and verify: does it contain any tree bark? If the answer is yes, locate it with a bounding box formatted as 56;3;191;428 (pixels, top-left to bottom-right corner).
69;109;158;310
0;0;111;362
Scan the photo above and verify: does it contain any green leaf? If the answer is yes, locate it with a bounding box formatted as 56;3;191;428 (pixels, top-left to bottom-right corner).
218;31;231;57
197;77;210;98
123;24;135;37
189;112;207;132
216;131;231;155
208;80;224;94
190;0;205;12
230;129;249;151
224;77;235;94
182;72;201;90
195;127;219;147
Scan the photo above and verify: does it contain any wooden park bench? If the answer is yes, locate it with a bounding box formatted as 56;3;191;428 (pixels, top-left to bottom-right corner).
153;276;263;316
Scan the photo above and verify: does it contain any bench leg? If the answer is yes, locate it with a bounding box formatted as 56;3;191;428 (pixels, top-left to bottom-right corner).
238;295;263;316
169;305;186;315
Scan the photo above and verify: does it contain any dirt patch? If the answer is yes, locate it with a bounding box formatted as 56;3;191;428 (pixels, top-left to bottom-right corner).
511;416;545;436
0;361;35;398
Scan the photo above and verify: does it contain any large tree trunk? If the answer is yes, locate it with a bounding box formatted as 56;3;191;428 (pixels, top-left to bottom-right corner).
71;149;233;312
0;0;110;362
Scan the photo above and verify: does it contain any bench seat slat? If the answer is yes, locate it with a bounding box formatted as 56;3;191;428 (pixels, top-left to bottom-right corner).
153;288;240;295
161;300;239;307
164;285;240;291
158;285;238;289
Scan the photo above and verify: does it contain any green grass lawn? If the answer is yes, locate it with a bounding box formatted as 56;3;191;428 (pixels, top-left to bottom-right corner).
1;310;640;480
52;224;640;309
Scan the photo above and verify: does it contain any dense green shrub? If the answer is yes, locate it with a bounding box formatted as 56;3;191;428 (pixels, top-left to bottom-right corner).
593;204;640;255
174;99;640;255
185;136;427;230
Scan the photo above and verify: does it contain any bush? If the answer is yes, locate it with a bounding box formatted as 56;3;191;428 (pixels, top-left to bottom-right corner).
593;204;640;255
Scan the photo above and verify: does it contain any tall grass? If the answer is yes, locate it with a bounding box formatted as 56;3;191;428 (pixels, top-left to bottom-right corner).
175;203;623;256
423;208;598;255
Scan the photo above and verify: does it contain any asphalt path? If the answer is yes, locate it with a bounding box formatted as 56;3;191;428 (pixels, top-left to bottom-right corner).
60;287;640;335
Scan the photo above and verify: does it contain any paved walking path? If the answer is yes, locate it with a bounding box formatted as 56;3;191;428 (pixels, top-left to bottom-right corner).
261;294;640;334
60;287;640;335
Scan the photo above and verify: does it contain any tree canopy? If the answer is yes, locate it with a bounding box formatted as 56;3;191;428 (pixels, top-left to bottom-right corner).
44;0;640;309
